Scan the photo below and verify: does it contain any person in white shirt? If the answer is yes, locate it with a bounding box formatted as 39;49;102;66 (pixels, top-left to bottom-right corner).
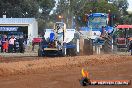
9;35;16;53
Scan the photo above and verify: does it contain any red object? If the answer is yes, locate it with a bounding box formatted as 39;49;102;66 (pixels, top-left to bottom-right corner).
116;38;126;45
3;42;8;49
32;38;42;43
116;25;132;29
128;37;132;41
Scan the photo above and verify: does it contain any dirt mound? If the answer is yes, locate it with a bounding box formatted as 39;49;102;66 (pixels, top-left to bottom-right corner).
0;55;3;59
0;54;131;76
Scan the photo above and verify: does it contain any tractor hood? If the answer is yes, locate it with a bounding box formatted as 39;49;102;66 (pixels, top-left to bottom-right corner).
79;26;113;33
64;29;76;43
79;26;113;39
44;28;76;43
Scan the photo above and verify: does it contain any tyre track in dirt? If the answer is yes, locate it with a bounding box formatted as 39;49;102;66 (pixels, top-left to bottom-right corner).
0;54;131;77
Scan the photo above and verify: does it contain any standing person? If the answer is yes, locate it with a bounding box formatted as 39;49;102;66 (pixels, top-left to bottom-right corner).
1;35;7;53
9;35;16;53
3;38;8;52
130;41;132;55
18;35;24;53
128;38;132;55
15;36;20;52
0;39;2;52
24;34;27;45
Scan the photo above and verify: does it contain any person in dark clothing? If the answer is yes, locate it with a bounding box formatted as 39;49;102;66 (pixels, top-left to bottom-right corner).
130;42;132;55
128;38;132;55
15;38;20;52
0;39;2;52
18;35;24;53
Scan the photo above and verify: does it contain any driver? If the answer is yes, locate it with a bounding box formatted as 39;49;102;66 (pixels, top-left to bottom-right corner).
95;26;107;43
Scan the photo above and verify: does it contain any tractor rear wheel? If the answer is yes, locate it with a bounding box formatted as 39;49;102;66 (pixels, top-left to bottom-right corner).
38;48;43;57
69;39;80;56
68;48;77;56
83;39;93;55
102;35;113;53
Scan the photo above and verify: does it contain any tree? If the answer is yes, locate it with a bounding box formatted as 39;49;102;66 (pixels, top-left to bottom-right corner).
54;0;87;28
37;0;56;32
75;1;119;26
54;0;121;27
0;0;56;33
113;0;128;13
0;0;55;18
38;0;55;19
113;0;129;24
0;0;39;18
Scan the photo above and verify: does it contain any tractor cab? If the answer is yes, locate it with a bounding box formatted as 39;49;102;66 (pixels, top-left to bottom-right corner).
79;13;114;54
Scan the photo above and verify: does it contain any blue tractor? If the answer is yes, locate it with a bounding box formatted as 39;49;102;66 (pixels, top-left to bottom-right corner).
79;13;114;53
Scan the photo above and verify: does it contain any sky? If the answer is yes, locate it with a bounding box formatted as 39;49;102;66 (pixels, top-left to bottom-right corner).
127;0;132;11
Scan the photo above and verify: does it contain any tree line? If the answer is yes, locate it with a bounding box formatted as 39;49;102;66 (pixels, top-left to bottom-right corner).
54;0;131;27
0;0;131;32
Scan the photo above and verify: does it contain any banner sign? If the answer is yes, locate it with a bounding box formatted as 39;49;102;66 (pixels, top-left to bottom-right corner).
0;27;18;31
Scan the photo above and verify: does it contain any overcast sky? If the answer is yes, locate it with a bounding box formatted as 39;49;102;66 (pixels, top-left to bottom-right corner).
127;0;132;11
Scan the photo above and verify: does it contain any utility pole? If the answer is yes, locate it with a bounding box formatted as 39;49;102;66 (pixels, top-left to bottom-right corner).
67;0;70;28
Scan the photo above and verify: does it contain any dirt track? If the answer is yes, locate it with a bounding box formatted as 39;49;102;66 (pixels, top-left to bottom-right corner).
0;54;131;88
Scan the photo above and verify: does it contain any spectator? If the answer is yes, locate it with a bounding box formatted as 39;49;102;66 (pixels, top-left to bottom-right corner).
128;38;132;55
0;39;2;52
1;35;7;53
15;36;20;52
8;35;16;53
3;38;8;52
24;34;28;45
18;35;24;53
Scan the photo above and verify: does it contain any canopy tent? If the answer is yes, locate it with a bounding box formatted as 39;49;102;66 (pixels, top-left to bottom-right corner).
116;25;132;29
0;18;38;42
